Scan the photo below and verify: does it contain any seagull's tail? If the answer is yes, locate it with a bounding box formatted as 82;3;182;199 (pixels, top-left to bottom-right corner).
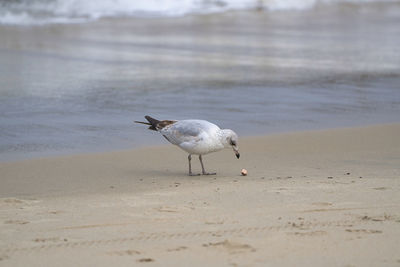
134;115;160;131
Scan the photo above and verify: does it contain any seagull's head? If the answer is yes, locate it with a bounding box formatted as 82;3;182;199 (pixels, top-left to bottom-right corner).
221;129;240;159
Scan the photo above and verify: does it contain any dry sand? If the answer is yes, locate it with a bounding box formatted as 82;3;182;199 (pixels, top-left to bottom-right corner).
0;124;399;266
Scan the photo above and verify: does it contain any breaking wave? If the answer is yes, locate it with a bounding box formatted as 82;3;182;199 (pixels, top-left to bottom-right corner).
0;0;399;25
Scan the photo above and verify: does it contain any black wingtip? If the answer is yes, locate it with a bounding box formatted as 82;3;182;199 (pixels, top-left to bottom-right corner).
134;120;150;125
134;116;159;131
144;115;160;131
145;115;159;125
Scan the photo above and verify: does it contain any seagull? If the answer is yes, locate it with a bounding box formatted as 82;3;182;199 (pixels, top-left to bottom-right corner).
135;115;240;176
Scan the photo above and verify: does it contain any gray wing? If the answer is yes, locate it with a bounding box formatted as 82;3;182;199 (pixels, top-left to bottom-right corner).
160;121;206;145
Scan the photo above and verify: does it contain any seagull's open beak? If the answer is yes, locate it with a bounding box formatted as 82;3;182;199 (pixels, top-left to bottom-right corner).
233;146;240;159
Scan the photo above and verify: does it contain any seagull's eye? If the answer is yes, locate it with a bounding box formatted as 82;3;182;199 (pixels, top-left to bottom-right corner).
230;140;236;146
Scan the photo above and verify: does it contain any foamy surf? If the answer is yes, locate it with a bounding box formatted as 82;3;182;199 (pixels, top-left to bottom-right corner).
1;0;399;25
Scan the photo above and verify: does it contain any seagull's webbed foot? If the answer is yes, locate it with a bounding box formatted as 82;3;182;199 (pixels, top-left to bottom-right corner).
189;172;201;176
202;172;217;176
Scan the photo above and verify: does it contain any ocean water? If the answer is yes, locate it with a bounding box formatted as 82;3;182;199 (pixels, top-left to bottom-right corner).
1;0;400;24
0;1;400;161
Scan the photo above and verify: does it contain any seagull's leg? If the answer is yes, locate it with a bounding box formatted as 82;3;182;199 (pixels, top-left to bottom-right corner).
199;155;216;175
188;154;200;176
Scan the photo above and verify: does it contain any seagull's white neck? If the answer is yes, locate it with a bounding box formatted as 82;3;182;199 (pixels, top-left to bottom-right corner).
219;129;235;148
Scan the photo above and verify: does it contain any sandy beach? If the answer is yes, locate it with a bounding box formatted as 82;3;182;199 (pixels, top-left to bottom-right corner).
1;1;399;265
1;123;399;266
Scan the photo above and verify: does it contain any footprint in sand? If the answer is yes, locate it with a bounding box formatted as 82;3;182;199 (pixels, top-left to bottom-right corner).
4;220;29;225
137;258;154;263
47;210;64;215
0;198;41;212
312;202;333;206
0;198;40;205
107;249;141;256
155;206;192;213
360;214;395;222
288;230;327;237
167;246;188;252
0;198;25;205
345;229;382;234
33;237;63;243
203;240;256;254
155;206;178;213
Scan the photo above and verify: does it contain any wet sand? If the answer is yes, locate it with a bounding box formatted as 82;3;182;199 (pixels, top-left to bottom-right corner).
1;124;399;266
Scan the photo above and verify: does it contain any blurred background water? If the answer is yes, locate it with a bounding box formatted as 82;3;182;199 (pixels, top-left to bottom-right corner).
2;0;398;25
0;0;400;161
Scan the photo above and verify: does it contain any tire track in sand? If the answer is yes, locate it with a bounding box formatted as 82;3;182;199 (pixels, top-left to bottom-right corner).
0;219;378;255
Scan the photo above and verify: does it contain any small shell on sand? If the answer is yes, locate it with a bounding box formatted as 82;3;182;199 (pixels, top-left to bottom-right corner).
241;168;248;176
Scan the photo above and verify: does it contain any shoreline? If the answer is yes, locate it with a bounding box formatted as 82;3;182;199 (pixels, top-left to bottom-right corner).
1;123;399;266
1;121;399;164
1;123;399;194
